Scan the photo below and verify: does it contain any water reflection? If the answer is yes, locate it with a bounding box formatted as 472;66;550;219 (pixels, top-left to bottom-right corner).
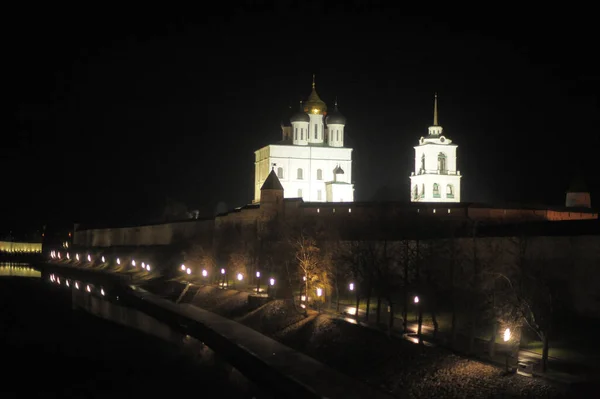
0;263;41;278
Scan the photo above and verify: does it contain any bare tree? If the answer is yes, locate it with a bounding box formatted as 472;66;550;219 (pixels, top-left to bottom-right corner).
293;232;324;315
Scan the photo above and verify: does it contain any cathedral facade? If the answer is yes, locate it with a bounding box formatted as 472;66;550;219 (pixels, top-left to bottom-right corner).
253;77;354;204
410;94;462;203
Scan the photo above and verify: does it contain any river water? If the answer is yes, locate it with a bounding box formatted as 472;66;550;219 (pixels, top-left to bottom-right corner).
0;263;242;398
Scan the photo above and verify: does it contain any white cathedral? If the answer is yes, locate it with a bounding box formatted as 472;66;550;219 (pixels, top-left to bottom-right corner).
254;77;354;203
410;93;461;202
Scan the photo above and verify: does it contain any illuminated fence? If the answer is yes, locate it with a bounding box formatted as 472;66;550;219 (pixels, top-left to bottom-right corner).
0;241;42;253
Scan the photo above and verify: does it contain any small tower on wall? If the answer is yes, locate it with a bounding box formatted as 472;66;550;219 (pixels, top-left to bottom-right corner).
409;93;462;202
260;166;285;219
565;175;591;208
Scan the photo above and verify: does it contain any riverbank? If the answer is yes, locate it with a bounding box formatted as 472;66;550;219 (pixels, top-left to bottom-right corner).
152;283;567;398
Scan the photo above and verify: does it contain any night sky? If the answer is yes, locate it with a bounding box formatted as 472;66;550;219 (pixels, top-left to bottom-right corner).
7;5;599;232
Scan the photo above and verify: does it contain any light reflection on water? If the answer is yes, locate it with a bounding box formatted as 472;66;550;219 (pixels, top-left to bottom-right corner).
0;263;41;278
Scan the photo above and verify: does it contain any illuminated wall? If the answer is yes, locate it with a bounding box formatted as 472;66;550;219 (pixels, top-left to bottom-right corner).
0;241;42;253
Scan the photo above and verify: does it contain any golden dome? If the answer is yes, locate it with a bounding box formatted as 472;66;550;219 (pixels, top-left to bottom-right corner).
303;74;327;115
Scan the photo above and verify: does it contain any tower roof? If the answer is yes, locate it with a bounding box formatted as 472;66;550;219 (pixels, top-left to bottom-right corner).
304;74;327;115
567;175;588;193
433;92;439;126
326;98;346;125
333;165;345;174
261;169;284;191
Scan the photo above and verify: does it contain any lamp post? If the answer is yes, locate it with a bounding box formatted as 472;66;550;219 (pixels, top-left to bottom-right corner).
503;327;512;373
316;287;323;313
221;268;226;289
256;271;261;294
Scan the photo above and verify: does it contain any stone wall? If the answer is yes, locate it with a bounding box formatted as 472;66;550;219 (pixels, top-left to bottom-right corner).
74;219;213;247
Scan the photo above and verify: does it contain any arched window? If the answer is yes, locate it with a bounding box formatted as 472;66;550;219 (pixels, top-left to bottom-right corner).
301;129;304;140
317;169;323;180
298;188;303;198
413;185;419;200
277;167;284;179
297;168;303;180
433;183;440;198
294;128;298;140
446;184;454;198
421;154;425;173
337;130;339;141
438;153;447;174
421;184;425;198
315;124;318;139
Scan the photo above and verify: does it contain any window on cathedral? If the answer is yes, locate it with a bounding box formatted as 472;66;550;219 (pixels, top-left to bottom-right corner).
277;167;284;179
317;169;323;180
315;124;318;139
301;129;304;140
294;128;298;141
446;184;454;198
337;130;339;141
317;190;322;200
413;185;419;200
433;183;440;198
438;153;447;174
297;168;303;180
421;154;425;173
298;188;303;198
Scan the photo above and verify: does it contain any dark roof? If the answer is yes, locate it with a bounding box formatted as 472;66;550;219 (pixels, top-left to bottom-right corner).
260;169;284;191
290;101;310;123
567;175;588;193
326;102;346;125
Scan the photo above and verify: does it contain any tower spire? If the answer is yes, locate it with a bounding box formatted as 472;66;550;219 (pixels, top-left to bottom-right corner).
433;92;439;126
312;73;316;89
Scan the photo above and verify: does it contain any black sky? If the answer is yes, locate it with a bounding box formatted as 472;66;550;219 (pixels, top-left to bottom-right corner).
6;4;600;232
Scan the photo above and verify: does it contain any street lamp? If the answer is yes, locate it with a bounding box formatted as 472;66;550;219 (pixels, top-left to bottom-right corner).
132;259;136;266
87;254;91;262
101;256;105;263
117;257;121;265
256;271;261;294
76;253;80;261
186;268;191;275
202;269;208;277
237;273;243;281
181;264;186;271
414;295;419;304
349;282;354;291
504;327;512;373
316;287;323;313
269;278;275;286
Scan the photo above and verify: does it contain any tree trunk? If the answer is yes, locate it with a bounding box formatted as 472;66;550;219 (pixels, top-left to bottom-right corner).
335;281;340;313
430;307;439;340
450;306;457;348
489;321;498;358
417;302;424;345
388;301;394;335
376;296;382;324
542;332;550;373
468;305;476;355
355;291;360;319
365;284;371;322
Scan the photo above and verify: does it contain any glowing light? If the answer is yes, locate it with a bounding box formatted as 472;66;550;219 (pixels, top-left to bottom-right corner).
86;285;91;292
303;276;306;281
237;273;243;281
117;258;121;265
146;264;151;271
269;278;275;286
56;277;60;285
87;254;91;262
221;268;225;274
181;264;186;271
504;328;511;342
66;280;70;287
301;295;306;301
101;288;105;296
202;269;208;277
101;256;105;263
142;262;145;269
76;253;80;261
316;287;322;297
256;271;261;278
186;268;191;275
414;296;419;304
67;253;70;259
349;283;354;291
132;260;136;266
75;282;79;290
57;252;61;259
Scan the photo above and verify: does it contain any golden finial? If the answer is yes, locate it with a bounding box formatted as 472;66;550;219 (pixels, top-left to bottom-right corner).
312;73;316;89
433;92;439;126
